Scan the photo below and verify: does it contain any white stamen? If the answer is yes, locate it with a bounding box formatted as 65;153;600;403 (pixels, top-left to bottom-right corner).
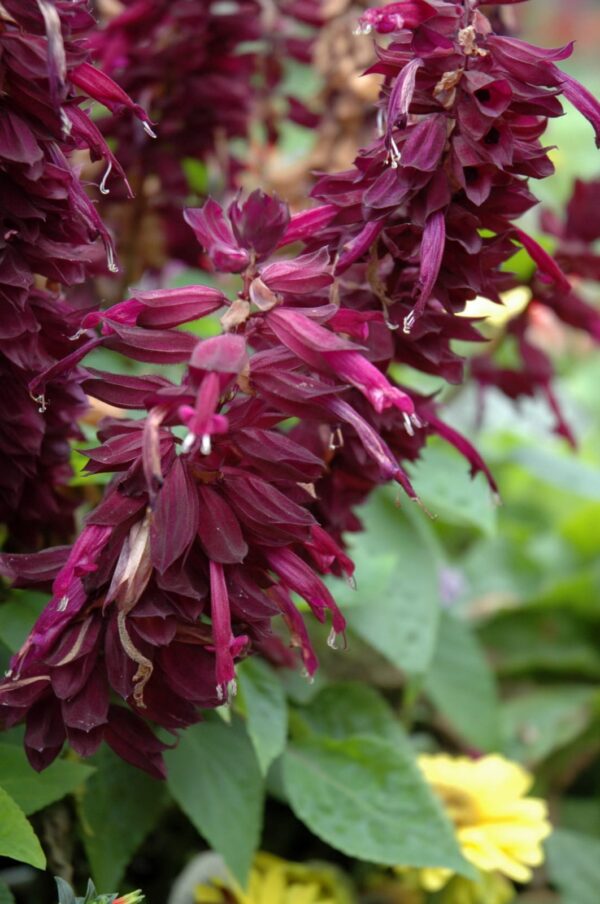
301;668;315;684
345;573;357;591
376;107;386;136
69;328;86;341
387;135;402;169
32;393;47;413
201;433;212;455
402;412;415;436
216;679;237;703
99;160;112;195
328;427;344;451
60;108;72;138
143;120;157;139
327;628;338;650
4;669;12;679
181;432;196;454
403;309;416;334
106;242;119;273
353;21;372;35
57;595;69;612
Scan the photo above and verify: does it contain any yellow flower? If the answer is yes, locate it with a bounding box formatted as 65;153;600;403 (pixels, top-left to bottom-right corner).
376;868;513;904
195;852;354;904
436;872;514;904
417;754;552;885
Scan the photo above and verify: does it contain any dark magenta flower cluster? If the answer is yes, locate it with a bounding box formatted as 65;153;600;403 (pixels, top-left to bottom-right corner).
0;0;150;546
1;0;599;777
472;177;600;444
89;0;328;269
305;0;600;471
0;193;400;777
0;179;513;776
89;0;260;194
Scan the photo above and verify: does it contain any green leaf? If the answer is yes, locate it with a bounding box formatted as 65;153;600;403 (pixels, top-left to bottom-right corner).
182;158;208;194
481;608;600;680
283;735;469;873
533;570;600;617
407;443;497;535
184;315;222;338
0;726;25;746
0;592;47;653
511;446;600;500
560;502;600;558
343;490;441;675
0;642;12;683
279;667;324;705
81;879;99;903
459;535;538;607
501;245;537;283
0;786;46;869
424;612;501;750
560;798;600;839
55;877;76;904
278;120;317;162
326;550;400;612
0;744;93;815
237;658;288;776
546;829;600;904
294;682;408;748
501;687;599;765
166;720;264;885
76;748;167;891
502;233;556;282
0;880;15;904
280;59;322;101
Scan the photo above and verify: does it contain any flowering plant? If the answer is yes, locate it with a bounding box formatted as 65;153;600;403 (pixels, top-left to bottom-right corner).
3;0;600;775
0;2;598;904
195;852;353;904
0;0;150;546
55;878;144;904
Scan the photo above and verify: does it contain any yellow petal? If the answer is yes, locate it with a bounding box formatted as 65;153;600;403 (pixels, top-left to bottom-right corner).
458;827;534;883
195;885;227;904
419;868;453;892
257;861;287;904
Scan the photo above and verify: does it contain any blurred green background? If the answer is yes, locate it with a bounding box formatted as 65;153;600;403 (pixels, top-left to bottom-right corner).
2;3;600;902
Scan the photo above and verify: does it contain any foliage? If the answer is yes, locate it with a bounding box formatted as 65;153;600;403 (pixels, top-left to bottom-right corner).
0;2;599;904
0;786;45;869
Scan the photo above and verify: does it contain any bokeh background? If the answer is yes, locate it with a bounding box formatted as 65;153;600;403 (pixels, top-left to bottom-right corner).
1;2;600;902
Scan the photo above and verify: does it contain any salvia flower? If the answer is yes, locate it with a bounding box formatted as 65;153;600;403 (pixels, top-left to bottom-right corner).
88;0;325;274
311;0;600;409
0;323;347;772
472;177;600;441
262;0;600;542
0;0;148;545
89;0;261;184
2;0;599;777
0;187;493;774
